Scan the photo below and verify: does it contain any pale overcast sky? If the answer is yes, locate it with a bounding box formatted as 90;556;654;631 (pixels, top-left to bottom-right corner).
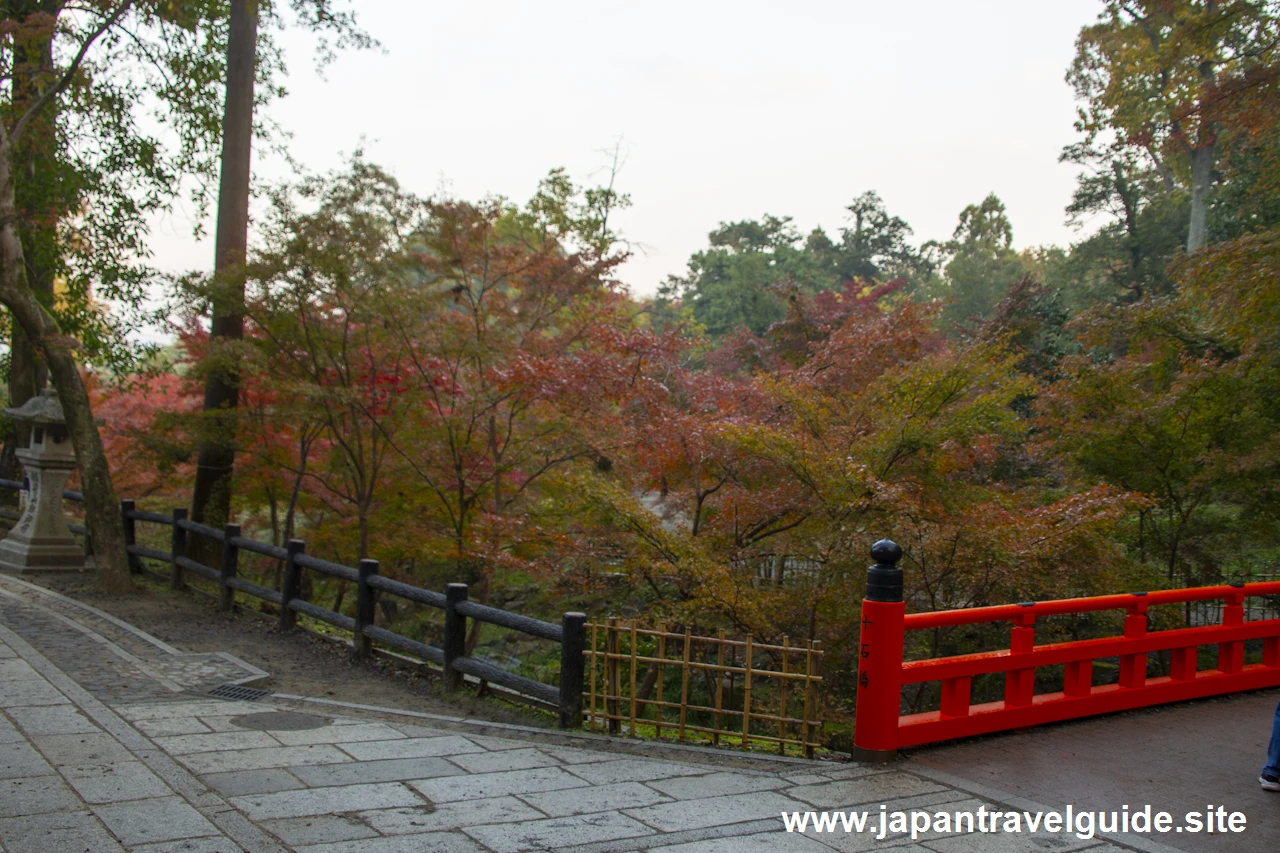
148;0;1106;297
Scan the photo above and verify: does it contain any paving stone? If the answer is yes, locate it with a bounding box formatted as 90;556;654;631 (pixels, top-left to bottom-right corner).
410;765;591;803
0;809;124;853
783;772;832;786
295;833;488;853
786;773;949;809
466;734;535;751
272;722;405;747
0;742;54;779
0;643;16;657
0;775;80;818
197;714;268;733
540;744;626;764
201;768;307;797
93;795;219;846
921;834;1103;853
118;700;269;721
649;771;789;800
518;781;672;817
259;813;379;847
565;758;710;786
464;810;655;852
231;781;425;820
30;731;134;765
446;747;558;774
625;791;810;832
154;730;282;755
132;716;214;738
795;797;987;853
0;718;22;745
130;837;246;853
6;704;98;735
338;735;485;761
0;660;38;680
0;680;69;707
360;798;544;835
815;765;893;781
288;756;464;788
176;743;351;775
389;722;462;738
61;761;173;803
647;830;839;852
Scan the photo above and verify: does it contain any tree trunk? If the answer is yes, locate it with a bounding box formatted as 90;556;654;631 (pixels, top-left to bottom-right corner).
190;0;258;538
0;1;129;592
2;0;59;489
0;222;131;592
1186;142;1215;253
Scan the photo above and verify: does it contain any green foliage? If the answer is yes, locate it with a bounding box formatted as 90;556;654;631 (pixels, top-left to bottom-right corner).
928;193;1028;327
658;193;926;338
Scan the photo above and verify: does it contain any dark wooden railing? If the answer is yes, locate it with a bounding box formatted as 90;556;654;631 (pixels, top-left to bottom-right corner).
0;483;586;728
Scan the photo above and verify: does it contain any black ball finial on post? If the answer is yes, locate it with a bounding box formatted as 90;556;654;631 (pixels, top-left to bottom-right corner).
865;538;903;603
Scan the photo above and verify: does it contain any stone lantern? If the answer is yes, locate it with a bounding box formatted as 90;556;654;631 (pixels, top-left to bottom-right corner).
0;389;88;572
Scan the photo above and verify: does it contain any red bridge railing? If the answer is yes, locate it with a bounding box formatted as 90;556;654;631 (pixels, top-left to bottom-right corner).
852;540;1280;761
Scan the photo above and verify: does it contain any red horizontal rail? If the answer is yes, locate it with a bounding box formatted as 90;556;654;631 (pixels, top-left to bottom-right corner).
897;663;1280;747
901;620;1280;683
902;581;1280;629
853;563;1280;759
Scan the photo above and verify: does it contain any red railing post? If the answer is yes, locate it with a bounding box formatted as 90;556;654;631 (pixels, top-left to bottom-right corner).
853;539;905;763
1004;609;1036;707
1119;596;1149;688
1064;659;1093;697
1219;590;1245;674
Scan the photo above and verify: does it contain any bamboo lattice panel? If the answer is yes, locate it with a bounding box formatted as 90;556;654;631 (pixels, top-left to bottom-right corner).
584;619;824;757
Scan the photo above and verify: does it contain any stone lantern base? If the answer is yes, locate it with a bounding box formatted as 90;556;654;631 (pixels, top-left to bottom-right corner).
0;452;87;574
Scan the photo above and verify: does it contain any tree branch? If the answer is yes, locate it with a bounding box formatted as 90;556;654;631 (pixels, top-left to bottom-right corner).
9;1;136;147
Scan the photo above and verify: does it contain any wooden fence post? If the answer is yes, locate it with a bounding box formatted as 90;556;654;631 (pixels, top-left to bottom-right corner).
279;539;305;630
354;559;379;659
121;499;139;574
606;617;621;734
558;611;586;729
170;508;188;590
443;583;468;691
219;524;240;613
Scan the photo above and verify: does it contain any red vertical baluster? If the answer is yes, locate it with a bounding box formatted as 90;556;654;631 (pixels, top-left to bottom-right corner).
1120;599;1149;688
1004;611;1036;708
1219;592;1245;674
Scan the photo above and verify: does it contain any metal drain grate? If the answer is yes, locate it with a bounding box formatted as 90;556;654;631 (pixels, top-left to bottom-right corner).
208;684;272;702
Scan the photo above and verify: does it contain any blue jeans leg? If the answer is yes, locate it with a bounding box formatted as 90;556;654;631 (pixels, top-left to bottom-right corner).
1265;701;1280;778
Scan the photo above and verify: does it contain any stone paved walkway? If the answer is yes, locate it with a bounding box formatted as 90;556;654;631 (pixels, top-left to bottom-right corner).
0;574;1230;852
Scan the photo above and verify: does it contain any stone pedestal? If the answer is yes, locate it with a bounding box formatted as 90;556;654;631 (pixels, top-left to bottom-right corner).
0;391;87;573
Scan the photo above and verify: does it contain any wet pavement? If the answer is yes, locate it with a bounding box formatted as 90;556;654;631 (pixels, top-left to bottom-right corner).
0;573;1260;852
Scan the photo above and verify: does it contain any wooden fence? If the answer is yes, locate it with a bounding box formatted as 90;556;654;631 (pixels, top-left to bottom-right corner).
584;619;824;757
0;483;586;728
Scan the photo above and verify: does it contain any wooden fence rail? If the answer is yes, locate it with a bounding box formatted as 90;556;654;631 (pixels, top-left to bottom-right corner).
584;619;824;756
0;484;586;728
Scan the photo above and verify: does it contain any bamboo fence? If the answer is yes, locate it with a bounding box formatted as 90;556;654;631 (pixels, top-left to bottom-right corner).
584;618;824;757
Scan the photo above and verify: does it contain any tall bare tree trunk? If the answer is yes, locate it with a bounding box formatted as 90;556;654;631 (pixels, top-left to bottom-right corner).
191;0;258;537
1186;142;1215;253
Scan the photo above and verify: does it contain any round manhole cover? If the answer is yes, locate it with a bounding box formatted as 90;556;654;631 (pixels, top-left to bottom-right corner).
230;712;330;732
